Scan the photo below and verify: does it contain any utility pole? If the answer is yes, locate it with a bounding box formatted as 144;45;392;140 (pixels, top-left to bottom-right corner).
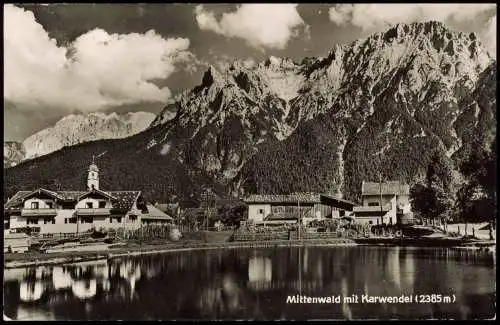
76;211;79;236
379;173;383;225
298;198;301;241
206;201;209;231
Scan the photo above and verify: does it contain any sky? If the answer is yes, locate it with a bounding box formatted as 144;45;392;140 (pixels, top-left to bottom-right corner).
3;3;497;142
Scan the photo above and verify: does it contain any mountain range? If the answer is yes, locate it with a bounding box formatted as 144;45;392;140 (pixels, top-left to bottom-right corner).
4;112;157;167
4;21;496;206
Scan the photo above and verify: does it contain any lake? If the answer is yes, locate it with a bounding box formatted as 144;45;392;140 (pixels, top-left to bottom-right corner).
3;246;496;320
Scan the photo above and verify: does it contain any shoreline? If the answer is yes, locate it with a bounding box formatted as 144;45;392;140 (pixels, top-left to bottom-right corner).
4;237;495;269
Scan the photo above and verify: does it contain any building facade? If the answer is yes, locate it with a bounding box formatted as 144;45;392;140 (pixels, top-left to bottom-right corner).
4;161;172;234
244;193;356;225
353;180;412;225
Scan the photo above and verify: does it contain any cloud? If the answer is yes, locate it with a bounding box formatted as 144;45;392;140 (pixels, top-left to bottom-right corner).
328;4;496;55
328;4;496;30
482;15;496;54
4;4;194;112
195;4;307;50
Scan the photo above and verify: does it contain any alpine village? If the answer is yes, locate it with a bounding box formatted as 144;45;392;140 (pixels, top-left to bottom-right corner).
4;21;496;262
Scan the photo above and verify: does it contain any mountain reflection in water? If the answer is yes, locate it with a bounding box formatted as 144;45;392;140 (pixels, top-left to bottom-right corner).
3;246;495;320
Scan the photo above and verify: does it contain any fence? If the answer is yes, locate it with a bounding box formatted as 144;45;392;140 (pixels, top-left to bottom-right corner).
115;224;180;241
177;224;237;232
232;222;374;242
232;232;289;242
36;232;92;241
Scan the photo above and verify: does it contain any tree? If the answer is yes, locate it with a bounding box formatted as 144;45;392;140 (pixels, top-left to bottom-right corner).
410;150;457;224
456;138;496;226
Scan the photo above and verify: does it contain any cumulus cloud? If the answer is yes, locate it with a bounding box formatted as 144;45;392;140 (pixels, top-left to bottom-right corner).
328;4;496;55
4;4;194;112
195;4;307;50
328;4;496;30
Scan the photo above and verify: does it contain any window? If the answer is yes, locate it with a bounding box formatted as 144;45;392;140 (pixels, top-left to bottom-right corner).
369;221;373;225
65;218;68;224
129;215;137;222
31;202;39;209
110;217;122;223
46;202;53;209
27;218;38;225
43;218;54;224
258;209;264;214
68;217;77;224
368;202;380;207
81;217;93;224
86;202;93;209
62;203;76;210
98;201;106;209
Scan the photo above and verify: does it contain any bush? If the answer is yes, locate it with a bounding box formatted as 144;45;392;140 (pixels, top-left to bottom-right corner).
104;237;115;244
91;230;107;239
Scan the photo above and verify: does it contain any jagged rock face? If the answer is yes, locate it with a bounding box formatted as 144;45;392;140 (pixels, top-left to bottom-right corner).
4;21;496;203
148;21;494;199
4;141;26;168
18;112;157;162
147;59;306;183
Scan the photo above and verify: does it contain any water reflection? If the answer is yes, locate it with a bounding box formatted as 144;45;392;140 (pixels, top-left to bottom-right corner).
248;257;272;290
3;247;495;320
52;267;72;290
19;281;44;302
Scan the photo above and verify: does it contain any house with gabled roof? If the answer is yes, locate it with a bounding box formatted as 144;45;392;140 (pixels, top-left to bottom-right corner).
352;180;413;226
4;159;172;234
243;192;356;225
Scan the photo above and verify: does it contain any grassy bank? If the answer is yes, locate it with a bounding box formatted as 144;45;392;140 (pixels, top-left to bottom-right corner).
4;238;357;269
4;233;495;269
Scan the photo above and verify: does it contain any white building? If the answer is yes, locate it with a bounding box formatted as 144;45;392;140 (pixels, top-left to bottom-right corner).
4;160;172;235
244;193;356;226
352;180;413;226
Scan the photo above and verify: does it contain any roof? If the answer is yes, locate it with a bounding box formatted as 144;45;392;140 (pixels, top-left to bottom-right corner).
88;163;99;172
141;204;173;220
264;213;298;221
4;233;29;239
155;203;180;216
78;188;117;201
181;208;218;218
353;204;391;213
244;193;322;204
5;189;141;211
5;191;31;208
244;193;356;207
108;191;141;210
362;181;410;196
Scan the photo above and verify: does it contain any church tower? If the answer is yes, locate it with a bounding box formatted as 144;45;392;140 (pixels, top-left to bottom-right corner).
87;156;99;191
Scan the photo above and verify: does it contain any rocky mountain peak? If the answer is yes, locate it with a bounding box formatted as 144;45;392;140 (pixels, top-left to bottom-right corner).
6;22;496;203
4;141;26;168
201;65;225;88
4;111;157;167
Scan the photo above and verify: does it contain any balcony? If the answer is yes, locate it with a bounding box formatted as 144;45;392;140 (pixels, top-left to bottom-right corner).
76;208;111;216
21;208;57;217
353;204;391;213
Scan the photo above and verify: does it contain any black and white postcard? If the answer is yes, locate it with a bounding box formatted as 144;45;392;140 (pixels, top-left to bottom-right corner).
3;3;496;321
